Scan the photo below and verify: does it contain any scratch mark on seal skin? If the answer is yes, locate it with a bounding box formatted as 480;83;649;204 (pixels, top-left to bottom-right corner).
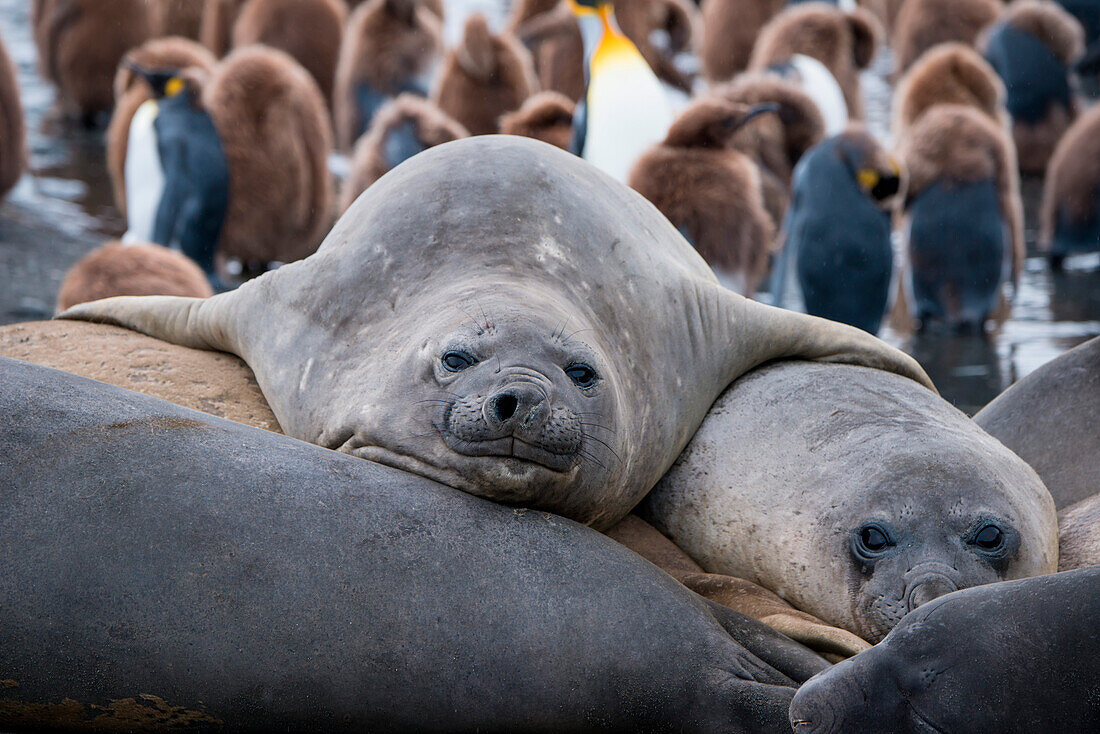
299;357;315;393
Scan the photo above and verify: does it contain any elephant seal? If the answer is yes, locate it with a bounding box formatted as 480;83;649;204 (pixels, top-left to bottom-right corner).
642;360;1058;643
789;567;1100;733
1058;492;1100;570
60;135;931;530
975;335;1100;509
0;356;825;733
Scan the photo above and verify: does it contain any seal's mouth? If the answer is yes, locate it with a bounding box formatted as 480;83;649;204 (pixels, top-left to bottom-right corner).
441;434;579;472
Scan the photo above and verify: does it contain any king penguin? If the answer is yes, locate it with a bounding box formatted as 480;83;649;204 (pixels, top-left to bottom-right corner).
568;0;673;183
122;64;230;290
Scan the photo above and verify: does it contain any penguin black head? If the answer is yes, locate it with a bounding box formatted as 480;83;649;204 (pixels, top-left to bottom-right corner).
835;128;903;207
124;62;191;101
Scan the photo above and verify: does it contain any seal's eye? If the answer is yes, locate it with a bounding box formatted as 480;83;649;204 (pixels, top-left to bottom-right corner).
971;524;1004;552
441;351;476;372
565;363;598;389
854;524;893;559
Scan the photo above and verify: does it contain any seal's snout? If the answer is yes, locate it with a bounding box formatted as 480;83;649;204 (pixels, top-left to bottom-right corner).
905;573;958;612
484;385;547;431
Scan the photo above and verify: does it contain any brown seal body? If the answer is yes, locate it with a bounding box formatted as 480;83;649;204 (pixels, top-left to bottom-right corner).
56;242;214;312
230;0;347;106
1058;494;1100;571
61;135;930;530
433;14;537;136
748;3;880;119
33;0;154;121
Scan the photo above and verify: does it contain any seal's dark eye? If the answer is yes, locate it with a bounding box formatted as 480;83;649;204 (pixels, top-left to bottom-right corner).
565;363;598;389
972;524;1004;551
441;351;475;372
854;524;893;559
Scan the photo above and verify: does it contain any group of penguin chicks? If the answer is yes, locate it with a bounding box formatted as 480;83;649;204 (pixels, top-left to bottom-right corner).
4;0;1100;337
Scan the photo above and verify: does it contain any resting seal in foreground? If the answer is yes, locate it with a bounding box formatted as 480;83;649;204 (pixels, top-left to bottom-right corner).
642;361;1057;643
976;335;1100;509
0;357;826;733
60;135;931;529
789;567;1100;733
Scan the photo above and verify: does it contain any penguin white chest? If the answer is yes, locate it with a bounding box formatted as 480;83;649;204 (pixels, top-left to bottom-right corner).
123;100;166;244
584;56;672;183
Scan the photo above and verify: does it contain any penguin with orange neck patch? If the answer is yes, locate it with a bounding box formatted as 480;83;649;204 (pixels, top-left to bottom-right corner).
568;0;673;183
629;98;780;297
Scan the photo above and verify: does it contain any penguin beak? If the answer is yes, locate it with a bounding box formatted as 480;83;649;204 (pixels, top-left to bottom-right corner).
123;61;177;98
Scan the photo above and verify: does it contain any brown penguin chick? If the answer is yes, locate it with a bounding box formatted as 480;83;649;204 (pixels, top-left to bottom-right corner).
230;0;348;107
152;0;206;39
499;90;575;151
748;3;881;120
0;29;26;199
978;1;1086;175
900;103;1024;293
56;242;214;312
700;0;785;83
892;0;1001;74
614;0;700;93
433;14;538;137
509;0;586;102
628;98;777;297
106;37;218;217
1040;105;1100;258
199;0;248;57
715;72;827;226
333;0;444;151
33;0;154;122
892;42;1006;137
858;0;907;34
203;46;334;268
340;93;468;213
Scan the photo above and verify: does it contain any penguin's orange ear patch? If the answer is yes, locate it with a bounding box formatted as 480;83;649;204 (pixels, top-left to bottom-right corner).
857;167;880;192
165;77;185;97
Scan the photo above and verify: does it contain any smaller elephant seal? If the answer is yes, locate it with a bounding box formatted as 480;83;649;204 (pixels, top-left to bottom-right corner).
771;125;902;335
975;335;1100;509
0;357;826;733
789;567;1100;733
642;360;1058;644
1058;492;1100;570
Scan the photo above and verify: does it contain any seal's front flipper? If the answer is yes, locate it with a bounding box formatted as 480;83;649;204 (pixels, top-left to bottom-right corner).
703;599;830;685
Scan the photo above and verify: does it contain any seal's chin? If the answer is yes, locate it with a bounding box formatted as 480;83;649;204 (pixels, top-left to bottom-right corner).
442;434;579;473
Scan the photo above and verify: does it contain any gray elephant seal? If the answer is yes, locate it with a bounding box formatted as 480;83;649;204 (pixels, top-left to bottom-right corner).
789;567;1100;733
0;357;827;733
1058;492;1100;571
976;335;1100;509
59;135;931;529
642;360;1057;643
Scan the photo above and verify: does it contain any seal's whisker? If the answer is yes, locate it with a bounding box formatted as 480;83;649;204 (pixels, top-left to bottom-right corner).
579;421;616;434
582;430;621;463
578;448;607;472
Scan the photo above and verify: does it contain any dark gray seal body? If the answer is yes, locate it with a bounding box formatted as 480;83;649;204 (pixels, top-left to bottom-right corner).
976;335;1100;509
0;357;825;733
60;135;931;530
789;567;1100;733
643;361;1057;644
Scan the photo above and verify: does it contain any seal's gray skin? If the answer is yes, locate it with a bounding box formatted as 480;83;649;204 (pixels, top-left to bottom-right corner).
789;567;1100;734
642;361;1057;643
0;357;827;733
58;135;932;530
976;335;1100;509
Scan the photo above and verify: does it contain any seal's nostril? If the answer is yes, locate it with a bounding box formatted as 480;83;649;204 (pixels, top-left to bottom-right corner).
495;394;518;421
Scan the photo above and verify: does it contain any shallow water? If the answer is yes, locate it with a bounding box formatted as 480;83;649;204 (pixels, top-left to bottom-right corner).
0;2;1097;415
